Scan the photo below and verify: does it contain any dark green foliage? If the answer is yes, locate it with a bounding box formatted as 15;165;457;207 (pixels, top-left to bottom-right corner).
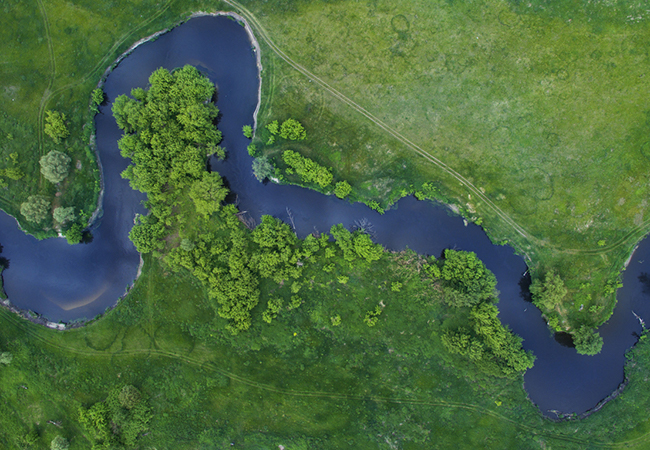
334;180;352;199
20;195;50;223
279;118;306;140
440;249;497;307
530;269;567;310
64;223;83;245
79;385;152;449
283;150;333;188
91;88;105;114
44;111;69;144
189;172;228;218
573;326;604;356
442;303;535;377
39;150;71;184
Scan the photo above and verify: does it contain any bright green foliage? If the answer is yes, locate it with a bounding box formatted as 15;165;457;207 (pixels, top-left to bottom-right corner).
189;172;228;218
53;206;75;224
113;65;221;195
573;326;604;356
50;436;69;450
39;150;71;184
252;156;273;182
529;269;567;311
79;385;152;449
262;298;283;323
440;249;497;307
242;124;253;138
129;214;166;254
20;196;50;223
279;118;306;140
44;110;69;143
331;314;342;326
283;150;332;188
91;88;105;113
265;120;279;135
391;281;402;292
65;223;83;244
329;224;383;263
364;305;383;327
247;144;259;157
334;181;352;199
1;167;24;180
443;303;535;377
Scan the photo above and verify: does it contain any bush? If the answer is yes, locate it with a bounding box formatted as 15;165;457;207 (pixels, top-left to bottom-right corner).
334;181;352;199
279;118;306;140
283;150;332;188
53;206;75;224
44;110;69;143
40;150;71;184
252;156;273;182
242;124;253;138
440;249;497;307
50;436;69;450
20;196;51;223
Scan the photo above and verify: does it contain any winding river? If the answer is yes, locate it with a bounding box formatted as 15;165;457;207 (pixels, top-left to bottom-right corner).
1;15;649;417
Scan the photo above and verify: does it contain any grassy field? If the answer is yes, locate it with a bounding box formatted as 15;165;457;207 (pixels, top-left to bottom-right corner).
232;0;650;330
3;254;650;449
3;0;650;447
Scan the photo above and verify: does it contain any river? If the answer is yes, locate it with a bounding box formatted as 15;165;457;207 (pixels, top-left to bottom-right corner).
1;14;649;417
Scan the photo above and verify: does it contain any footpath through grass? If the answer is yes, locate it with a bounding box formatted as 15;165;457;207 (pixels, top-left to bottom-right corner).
229;0;650;331
3;255;650;448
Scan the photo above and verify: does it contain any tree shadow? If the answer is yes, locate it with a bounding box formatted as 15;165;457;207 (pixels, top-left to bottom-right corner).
638;272;650;296
554;332;575;348
519;271;533;303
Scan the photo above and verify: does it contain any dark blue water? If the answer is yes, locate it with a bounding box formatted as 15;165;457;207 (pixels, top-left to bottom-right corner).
1;15;648;416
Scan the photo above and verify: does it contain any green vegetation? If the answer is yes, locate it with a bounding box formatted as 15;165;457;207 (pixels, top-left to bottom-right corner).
20;195;51;224
40;150;71;184
283;149;332;189
4;0;650;447
279;118;306;141
43;111;69;144
242;124;253;138
53;206;75;225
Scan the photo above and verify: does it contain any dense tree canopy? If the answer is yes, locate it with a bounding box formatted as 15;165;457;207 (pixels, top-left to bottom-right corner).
113;65;221;196
53;206;75;224
530;269;567;310
279;118;306;140
283;150;332;188
573;325;604;356
39;150;71;184
440;249;497;307
189;172;228;218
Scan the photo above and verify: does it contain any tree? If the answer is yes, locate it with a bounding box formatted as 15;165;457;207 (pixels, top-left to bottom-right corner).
129;214;166;254
53;206;75;224
44;110;69;143
252;156;273;182
40;150;71;184
334;180;352;199
20;196;50;223
189;172;228;218
0;352;12;365
530;269;567;310
242;124;253;138
118;385;142;410
279;118;306;140
65;223;83;244
573;326;604;355
265;120;279;135
440;249;497;307
51;436;69;450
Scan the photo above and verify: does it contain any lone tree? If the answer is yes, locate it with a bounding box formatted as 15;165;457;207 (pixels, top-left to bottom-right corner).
50;436;69;450
573;326;604;355
252;156;273;182
44;110;69;143
530;269;567;310
53;206;75;224
40;150;71;184
334;181;352;199
242;124;253;139
280;118;306;140
20;196;51;223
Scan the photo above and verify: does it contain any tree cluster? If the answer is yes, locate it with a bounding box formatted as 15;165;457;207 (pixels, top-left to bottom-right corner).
283;150;333;188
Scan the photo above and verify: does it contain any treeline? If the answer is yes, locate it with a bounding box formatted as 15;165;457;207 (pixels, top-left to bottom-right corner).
114;66;534;376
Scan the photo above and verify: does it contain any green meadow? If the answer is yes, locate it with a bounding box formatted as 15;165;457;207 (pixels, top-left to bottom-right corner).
3;0;650;447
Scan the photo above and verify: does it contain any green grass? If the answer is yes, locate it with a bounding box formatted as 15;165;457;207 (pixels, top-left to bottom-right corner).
226;0;650;329
3;253;650;448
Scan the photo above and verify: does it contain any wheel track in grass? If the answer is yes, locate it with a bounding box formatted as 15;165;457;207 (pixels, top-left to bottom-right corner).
223;0;650;260
0;307;641;449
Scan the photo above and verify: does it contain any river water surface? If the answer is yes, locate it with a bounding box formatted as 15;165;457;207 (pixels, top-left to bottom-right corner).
2;15;649;416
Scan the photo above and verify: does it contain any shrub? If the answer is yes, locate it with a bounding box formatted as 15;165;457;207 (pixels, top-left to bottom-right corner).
242;124;253;138
279;118;306;140
44;110;69;143
334;181;352;199
53;206;75;224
